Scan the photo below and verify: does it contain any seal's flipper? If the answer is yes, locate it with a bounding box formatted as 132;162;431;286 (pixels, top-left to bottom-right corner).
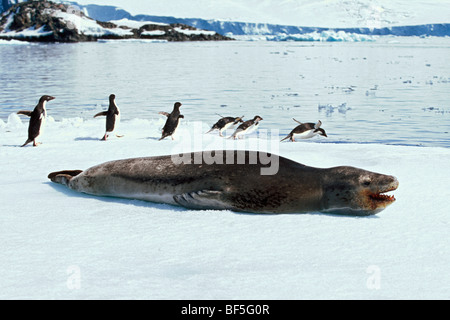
48;170;83;186
173;190;235;211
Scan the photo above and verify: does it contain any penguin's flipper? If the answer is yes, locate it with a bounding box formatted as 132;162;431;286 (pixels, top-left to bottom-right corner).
48;170;83;186
158;111;170;117
280;134;292;142
94;111;108;118
293;118;302;125
173;190;235;211
17;110;32;117
315;120;322;129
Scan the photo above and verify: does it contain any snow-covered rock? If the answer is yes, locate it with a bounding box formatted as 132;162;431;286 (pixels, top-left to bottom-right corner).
0;1;232;42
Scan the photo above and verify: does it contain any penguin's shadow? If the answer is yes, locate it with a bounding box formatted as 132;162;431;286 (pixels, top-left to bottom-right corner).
45;182;186;212
2;144;23;148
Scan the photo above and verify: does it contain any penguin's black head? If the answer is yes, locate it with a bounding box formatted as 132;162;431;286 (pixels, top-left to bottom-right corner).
109;94;116;101
174;102;182;108
253;115;263;121
234;116;244;124
315;128;327;137
40;95;55;103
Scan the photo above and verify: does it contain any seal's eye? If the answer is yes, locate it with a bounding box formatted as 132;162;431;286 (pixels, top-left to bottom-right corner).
362;177;372;187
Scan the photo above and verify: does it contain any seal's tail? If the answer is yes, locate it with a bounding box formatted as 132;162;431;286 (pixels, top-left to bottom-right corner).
48;170;83;186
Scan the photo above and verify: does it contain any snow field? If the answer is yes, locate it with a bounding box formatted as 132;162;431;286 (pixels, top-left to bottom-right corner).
1;115;449;299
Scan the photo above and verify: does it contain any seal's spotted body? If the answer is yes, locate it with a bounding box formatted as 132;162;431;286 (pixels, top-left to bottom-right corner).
49;151;398;215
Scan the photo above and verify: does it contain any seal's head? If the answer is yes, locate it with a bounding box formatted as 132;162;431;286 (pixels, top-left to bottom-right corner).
321;166;399;216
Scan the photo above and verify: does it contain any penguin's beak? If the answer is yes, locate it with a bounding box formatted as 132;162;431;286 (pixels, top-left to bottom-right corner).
48;96;55;101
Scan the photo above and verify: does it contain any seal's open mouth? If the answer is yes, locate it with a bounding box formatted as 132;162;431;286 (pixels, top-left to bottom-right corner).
368;186;397;208
370;192;396;202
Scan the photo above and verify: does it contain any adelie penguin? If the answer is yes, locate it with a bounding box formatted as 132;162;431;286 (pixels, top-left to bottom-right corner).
281;119;327;142
230;115;263;140
93;94;122;141
17;95;55;147
206;115;244;137
159;102;184;141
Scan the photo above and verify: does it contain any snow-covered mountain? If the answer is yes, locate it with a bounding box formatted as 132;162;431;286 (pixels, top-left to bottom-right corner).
71;0;450;27
1;0;450;39
69;0;450;38
77;1;450;38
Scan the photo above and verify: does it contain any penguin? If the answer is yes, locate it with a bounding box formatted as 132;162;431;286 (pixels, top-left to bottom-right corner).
17;95;55;147
159;102;184;141
280;119;327;142
206;115;244;137
229;115;263;140
93;94;121;141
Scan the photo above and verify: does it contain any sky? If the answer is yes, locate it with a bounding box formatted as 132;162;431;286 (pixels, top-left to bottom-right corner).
73;0;450;27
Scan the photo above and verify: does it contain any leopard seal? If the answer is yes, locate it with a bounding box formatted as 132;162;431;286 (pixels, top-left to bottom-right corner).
48;150;398;216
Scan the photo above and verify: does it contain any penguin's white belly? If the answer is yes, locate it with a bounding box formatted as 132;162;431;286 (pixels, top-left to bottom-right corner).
293;129;316;139
172;118;182;137
244;123;259;135
114;113;121;130
220;122;235;133
36;113;46;140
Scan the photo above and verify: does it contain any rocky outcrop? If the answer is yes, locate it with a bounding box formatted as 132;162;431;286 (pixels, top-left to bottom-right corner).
0;1;233;42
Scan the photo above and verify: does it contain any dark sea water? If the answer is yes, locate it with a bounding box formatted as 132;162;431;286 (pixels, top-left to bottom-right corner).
1;37;449;147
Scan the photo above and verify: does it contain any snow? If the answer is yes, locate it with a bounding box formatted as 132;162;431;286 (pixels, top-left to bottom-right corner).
1;115;449;299
73;0;450;28
140;30;166;36
51;10;134;37
267;31;377;42
0;39;32;45
97;38;168;43
109;18;168;29
173;27;216;36
0;25;53;38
